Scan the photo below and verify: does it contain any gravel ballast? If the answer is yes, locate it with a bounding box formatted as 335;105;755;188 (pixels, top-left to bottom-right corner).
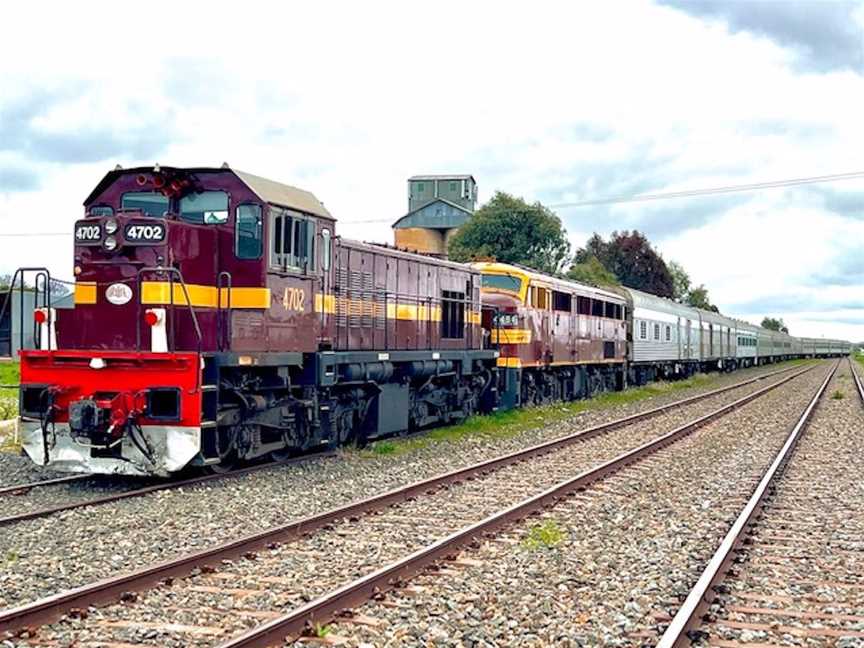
0;361;811;613
4;364;824;647
318;362;835;647
695;361;864;647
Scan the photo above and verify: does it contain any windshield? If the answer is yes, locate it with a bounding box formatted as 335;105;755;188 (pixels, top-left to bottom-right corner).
179;191;229;224
481;273;523;294
121;192;169;217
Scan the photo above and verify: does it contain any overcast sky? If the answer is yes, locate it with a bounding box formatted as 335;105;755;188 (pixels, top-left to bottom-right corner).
1;0;862;340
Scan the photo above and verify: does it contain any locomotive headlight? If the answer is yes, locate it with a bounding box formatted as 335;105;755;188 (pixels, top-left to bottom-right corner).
104;218;119;234
103;235;118;251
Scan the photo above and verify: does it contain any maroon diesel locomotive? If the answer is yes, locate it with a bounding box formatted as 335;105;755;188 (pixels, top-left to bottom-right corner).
473;262;627;409
12;166;498;476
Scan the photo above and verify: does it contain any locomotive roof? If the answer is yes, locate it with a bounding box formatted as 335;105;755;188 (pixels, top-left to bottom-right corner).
344;238;483;273
233;169;332;219
85;166;332;219
472;261;625;302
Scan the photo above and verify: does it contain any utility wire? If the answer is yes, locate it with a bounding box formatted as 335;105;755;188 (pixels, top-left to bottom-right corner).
340;169;864;225
1;169;862;234
547;170;864;208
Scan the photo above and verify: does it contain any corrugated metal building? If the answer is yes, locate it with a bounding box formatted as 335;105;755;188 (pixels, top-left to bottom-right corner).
0;289;74;358
393;175;477;258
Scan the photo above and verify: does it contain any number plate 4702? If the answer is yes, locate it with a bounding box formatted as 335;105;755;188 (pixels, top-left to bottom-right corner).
124;223;165;243
282;287;306;312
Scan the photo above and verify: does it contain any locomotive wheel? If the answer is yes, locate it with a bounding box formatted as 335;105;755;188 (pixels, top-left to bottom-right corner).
270;446;298;463
204;450;238;474
204;426;240;473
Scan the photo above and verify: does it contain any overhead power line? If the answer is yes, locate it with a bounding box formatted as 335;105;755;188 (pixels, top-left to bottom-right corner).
546;170;864;209
341;169;864;225
1;169;862;235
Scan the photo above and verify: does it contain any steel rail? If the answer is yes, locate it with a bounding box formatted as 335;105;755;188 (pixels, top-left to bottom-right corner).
0;453;336;527
850;356;864;405
0;363;813;635
214;363;824;648
655;359;839;648
0;474;90;497
0;364;801;527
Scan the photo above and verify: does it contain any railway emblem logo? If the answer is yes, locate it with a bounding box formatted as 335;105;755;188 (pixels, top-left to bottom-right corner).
105;283;133;305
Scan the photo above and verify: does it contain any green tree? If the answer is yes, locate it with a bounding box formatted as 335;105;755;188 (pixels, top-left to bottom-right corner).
761;317;789;334
668;261;691;302
686;285;719;312
447;192;571;275
567;255;620;287
574;230;675;298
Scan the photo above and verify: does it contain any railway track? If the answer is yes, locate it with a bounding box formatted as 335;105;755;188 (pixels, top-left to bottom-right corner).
656;358;862;647
0;455;339;527
850;355;864;405
0;363;804;528
0;362;823;646
0;473;90;497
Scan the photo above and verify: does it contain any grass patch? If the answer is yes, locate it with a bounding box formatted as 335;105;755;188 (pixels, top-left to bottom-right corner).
371;441;397;455
356;367;763;458
0;400;16;420
0;361;19;399
831;390;844;400
0;362;19;420
522;519;567;550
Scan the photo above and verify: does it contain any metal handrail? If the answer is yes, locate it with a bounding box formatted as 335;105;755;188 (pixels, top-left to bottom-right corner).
216;271;233;352
135;267;202;356
0;267;52;354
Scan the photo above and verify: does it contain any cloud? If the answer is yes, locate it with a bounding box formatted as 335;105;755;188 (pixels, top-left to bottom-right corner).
0;165;40;192
807;250;864;287
728;294;820;316
805;185;864;219
801;312;864;326
0;0;860;341
0;86;175;170
659;0;864;73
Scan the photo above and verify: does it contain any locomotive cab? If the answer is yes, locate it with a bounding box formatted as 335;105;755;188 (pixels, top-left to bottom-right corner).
17;165;335;476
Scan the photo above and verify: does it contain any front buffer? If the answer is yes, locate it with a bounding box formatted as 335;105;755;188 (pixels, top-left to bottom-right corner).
18;350;202;477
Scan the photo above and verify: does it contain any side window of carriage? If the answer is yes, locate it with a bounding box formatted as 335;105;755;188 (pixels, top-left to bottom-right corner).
235;204;263;259
270;208;316;272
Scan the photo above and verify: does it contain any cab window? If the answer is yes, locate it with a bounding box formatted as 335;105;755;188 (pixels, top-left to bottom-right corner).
180;191;229;224
271;208;315;271
88;205;114;217
481;274;522;294
235;204;263;259
121;192;169;217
